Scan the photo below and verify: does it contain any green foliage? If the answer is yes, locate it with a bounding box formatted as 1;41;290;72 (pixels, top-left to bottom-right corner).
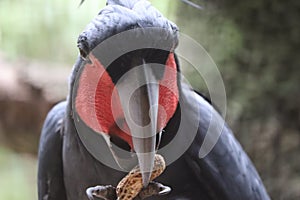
0;0;175;64
151;0;178;21
175;2;243;96
0;147;37;200
176;1;300;199
0;0;104;63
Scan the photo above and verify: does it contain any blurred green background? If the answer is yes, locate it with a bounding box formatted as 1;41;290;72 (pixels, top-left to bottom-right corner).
0;0;299;199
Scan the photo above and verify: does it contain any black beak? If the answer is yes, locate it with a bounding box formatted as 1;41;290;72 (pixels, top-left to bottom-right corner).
116;61;160;187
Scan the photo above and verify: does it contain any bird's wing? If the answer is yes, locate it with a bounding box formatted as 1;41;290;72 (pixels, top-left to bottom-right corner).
181;86;270;200
38;101;67;200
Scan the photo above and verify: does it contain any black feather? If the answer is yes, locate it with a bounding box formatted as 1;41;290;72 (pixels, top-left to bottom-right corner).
38;1;270;199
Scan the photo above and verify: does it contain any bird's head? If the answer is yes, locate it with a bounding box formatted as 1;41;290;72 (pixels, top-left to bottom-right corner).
74;0;179;187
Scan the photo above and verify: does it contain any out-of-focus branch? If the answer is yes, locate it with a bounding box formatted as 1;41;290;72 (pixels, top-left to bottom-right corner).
0;53;69;154
181;0;204;10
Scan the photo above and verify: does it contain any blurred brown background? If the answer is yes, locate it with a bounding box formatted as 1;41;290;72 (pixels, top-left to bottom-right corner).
0;0;299;199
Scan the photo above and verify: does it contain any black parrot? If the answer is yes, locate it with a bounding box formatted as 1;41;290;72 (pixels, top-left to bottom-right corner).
38;0;270;199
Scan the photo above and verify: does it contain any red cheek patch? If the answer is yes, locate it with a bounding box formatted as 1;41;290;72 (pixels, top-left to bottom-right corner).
75;55;105;134
75;53;179;149
157;53;179;131
75;54;132;146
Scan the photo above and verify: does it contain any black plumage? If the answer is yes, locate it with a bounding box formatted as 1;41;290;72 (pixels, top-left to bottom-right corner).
38;1;270;199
